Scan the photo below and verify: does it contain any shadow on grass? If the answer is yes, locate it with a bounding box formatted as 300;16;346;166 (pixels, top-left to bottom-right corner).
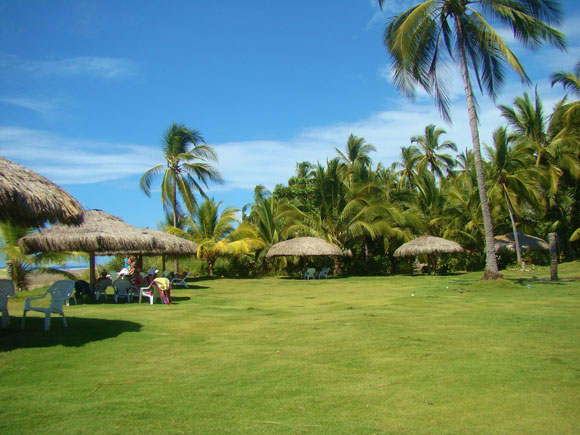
508;277;570;287
0;317;142;351
169;296;190;302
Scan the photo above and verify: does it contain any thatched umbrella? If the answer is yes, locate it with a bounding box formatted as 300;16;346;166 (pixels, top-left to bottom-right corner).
394;235;464;273
266;237;343;258
0;156;83;227
494;233;549;253
266;237;344;275
19;209;161;289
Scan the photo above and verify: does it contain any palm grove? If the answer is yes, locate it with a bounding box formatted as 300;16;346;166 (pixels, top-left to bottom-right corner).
137;1;577;278
2;1;579;286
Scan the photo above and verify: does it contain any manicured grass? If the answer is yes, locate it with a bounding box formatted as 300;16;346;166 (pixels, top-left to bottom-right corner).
1;263;580;434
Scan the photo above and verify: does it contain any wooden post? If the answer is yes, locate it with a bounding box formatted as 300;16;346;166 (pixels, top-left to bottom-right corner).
549;232;558;281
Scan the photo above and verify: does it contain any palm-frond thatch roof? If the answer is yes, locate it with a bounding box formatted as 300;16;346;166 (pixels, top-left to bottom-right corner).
394;235;464;257
266;237;343;258
0;156;83;227
494;233;549;252
18;209;197;288
18;209;157;254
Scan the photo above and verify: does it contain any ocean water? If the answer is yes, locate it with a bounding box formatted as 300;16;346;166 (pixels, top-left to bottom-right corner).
0;256;113;270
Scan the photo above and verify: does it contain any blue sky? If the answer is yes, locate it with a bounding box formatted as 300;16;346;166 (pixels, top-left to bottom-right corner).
1;0;579;231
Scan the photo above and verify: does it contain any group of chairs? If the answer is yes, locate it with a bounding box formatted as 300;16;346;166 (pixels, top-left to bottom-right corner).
0;268;191;332
94;268;190;304
301;267;330;280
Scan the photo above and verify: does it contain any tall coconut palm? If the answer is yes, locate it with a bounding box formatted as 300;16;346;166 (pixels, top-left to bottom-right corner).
485;127;543;265
140;123;223;228
411;124;458;178
379;0;565;278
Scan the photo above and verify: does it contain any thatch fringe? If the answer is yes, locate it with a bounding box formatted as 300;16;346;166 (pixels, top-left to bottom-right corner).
394;235;464;257
266;237;343;258
0;156;83;227
19;209;196;255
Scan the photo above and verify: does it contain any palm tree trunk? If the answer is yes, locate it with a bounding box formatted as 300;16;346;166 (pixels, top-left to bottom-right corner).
455;18;501;279
503;189;522;266
172;184;179;273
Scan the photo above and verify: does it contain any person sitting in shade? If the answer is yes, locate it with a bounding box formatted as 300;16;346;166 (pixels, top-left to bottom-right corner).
96;270;111;285
126;257;143;287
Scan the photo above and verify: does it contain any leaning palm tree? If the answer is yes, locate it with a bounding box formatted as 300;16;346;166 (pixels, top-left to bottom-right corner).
485;127;543;265
379;0;566;278
140;123;223;228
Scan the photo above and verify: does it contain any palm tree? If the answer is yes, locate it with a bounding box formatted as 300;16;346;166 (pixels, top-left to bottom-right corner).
335;134;376;170
411;124;458;178
499;89;580;256
379;0;565;278
498;88;549;166
288;161;315;186
551;61;580;97
167;199;261;276
140;123;223;228
395;145;421;190
0;222;77;290
485;127;543;265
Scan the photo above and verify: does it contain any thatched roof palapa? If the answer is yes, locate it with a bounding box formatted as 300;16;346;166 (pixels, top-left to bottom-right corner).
394;235;464;257
19;209;157;254
19;209;196;289
494;233;549;253
266;237;343;258
0;156;83;227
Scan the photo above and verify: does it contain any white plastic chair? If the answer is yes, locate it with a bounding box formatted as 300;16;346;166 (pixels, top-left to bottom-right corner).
113;279;133;303
304;268;316;280
21;280;75;331
170;271;190;288
0;279;16;328
318;268;329;279
139;282;164;304
94;278;112;302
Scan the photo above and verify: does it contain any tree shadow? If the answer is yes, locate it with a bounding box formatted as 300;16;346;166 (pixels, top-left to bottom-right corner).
508;277;570;287
0;317;142;351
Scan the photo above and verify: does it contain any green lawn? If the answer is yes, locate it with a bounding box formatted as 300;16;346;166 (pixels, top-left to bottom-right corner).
1;263;580;434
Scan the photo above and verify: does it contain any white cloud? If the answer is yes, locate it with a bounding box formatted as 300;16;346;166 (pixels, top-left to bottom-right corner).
0;127;158;184
0;53;138;80
0;94;535;194
0;96;58;114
